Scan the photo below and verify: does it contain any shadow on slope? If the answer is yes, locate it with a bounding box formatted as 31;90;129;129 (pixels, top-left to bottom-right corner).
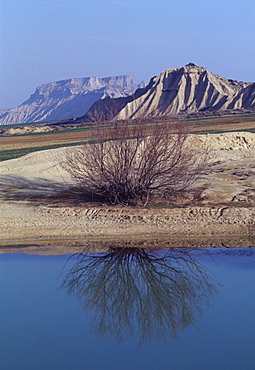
0;175;111;206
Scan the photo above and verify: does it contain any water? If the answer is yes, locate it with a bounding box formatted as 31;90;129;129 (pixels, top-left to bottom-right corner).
0;247;255;370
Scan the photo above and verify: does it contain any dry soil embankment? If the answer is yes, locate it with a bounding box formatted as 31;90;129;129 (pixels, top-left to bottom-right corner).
0;132;255;251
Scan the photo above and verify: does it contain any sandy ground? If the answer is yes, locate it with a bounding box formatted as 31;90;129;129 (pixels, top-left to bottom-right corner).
0;131;255;252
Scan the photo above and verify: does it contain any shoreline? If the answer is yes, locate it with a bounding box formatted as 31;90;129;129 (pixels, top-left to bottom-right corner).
1;131;255;253
1;233;255;255
1;202;255;254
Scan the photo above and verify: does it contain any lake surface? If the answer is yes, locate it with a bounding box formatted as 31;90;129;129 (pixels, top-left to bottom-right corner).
0;246;255;370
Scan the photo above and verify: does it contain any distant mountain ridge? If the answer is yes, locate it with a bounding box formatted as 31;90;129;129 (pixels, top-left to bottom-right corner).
85;63;255;120
0;75;145;125
2;64;255;126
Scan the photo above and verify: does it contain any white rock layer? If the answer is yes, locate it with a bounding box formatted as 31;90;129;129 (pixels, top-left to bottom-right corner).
0;76;143;125
114;64;255;119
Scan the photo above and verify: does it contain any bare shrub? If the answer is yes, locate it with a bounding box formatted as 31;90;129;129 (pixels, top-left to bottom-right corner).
60;247;217;343
62;120;206;205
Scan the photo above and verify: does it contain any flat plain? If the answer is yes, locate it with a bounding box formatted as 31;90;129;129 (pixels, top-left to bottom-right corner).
1;114;255;160
1;114;255;252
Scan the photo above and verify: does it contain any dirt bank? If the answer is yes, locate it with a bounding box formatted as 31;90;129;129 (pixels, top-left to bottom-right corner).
0;131;255;250
0;201;254;246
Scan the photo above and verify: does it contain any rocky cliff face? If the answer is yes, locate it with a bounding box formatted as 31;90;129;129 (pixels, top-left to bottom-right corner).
0;75;144;125
86;63;255;120
3;64;255;126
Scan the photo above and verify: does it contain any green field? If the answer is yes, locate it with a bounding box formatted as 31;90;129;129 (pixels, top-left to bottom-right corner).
1;113;255;161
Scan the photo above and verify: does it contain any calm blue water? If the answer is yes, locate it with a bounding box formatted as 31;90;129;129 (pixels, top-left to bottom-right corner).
0;247;255;370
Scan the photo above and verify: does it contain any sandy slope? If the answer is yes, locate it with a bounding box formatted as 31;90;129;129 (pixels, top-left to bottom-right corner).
0;132;255;249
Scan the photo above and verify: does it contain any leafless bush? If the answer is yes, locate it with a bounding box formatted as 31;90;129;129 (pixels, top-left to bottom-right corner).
62;120;206;205
60;247;217;343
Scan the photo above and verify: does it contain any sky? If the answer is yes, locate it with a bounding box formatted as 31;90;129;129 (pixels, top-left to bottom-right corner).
1;0;255;109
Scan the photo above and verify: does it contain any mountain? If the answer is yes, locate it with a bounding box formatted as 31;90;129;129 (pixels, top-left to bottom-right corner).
0;76;145;125
2;64;255;126
85;63;255;120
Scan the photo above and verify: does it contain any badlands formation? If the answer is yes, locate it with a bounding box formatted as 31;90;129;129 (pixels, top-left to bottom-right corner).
0;130;255;251
1;63;255;128
86;63;255;120
0;75;145;125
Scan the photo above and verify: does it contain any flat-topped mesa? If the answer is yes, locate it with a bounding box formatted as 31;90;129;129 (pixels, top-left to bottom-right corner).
2;64;255;125
85;63;254;121
0;75;143;125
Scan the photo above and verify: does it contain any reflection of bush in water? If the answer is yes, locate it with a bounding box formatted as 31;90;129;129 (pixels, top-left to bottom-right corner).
60;247;217;343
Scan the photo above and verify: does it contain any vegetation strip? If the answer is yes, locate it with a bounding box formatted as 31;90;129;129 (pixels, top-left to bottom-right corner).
0;114;255;161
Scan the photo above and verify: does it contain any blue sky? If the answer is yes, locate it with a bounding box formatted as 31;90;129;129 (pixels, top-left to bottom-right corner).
1;0;255;109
